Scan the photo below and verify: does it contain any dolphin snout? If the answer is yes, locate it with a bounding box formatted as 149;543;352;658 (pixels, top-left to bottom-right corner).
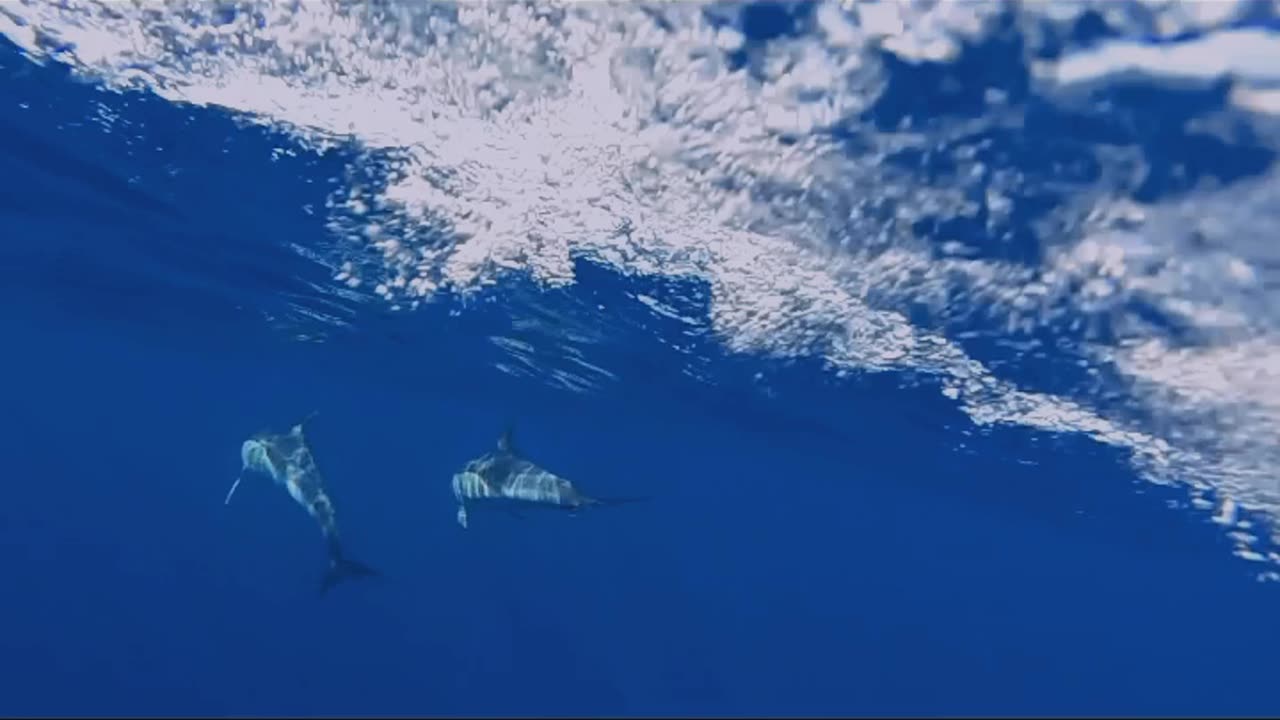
241;439;271;474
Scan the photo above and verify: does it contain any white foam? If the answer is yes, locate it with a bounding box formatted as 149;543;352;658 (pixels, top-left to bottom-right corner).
1042;28;1280;88
6;0;1280;572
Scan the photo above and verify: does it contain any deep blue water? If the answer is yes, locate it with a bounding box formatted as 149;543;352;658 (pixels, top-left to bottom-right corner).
3;4;1280;717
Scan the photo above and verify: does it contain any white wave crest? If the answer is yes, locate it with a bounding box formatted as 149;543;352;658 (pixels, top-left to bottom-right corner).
5;0;1280;572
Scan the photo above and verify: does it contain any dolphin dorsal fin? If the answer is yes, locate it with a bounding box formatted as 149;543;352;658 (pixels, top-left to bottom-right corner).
292;410;320;436
498;427;516;454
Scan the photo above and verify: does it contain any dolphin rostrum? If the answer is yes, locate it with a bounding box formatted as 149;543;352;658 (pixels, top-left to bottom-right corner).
225;412;378;594
451;426;647;529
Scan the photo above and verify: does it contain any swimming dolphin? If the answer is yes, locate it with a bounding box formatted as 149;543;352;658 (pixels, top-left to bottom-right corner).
225;412;378;594
451;427;647;529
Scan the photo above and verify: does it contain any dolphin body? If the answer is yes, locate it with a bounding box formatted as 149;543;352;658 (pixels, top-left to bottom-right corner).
225;413;378;594
451;427;646;529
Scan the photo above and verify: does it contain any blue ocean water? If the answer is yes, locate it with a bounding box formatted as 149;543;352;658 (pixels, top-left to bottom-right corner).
3;2;1280;716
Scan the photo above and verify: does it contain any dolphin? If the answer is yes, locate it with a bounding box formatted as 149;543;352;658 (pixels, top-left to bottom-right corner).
451;427;647;529
225;412;378;594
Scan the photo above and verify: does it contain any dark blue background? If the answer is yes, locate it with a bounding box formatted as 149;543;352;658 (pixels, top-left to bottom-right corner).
3;6;1278;716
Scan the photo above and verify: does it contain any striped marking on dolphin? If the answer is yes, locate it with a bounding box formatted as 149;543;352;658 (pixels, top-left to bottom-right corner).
451;426;648;529
225;412;379;594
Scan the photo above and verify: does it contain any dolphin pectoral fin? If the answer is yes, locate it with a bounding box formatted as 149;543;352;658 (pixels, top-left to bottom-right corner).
456;505;469;529
224;475;244;505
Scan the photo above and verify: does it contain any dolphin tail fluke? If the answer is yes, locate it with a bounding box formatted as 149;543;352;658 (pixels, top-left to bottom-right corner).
585;495;652;508
319;553;380;596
